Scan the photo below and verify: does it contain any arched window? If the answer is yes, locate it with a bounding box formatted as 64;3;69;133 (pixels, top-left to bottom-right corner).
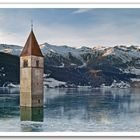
23;60;28;67
36;60;39;67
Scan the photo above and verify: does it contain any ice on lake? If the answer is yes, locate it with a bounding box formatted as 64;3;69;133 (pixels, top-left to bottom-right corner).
0;87;140;132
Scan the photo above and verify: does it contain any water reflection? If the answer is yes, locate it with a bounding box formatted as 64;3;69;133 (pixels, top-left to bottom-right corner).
44;88;132;116
0;88;140;131
20;107;43;122
43;88;137;130
0;87;19;94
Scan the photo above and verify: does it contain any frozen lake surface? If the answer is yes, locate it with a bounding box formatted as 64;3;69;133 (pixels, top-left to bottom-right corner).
0;87;140;132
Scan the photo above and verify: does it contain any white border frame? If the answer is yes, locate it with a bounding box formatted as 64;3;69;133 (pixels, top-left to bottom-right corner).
1;3;140;8
1;132;140;136
0;3;140;136
1;0;140;4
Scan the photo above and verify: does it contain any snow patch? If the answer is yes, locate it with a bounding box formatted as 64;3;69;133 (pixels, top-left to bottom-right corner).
123;67;140;75
44;78;67;88
131;78;140;82
58;63;64;68
3;83;20;88
101;80;130;89
102;48;114;57
78;62;87;68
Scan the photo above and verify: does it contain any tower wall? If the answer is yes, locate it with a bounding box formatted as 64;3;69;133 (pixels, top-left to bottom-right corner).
20;56;44;107
31;56;44;107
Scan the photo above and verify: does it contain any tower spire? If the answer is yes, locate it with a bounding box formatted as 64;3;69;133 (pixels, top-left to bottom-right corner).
20;24;43;57
31;20;33;31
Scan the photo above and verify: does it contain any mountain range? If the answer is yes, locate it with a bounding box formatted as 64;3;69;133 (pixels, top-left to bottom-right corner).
0;43;140;88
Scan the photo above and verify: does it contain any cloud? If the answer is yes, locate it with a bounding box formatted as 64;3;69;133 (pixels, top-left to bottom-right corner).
72;8;93;14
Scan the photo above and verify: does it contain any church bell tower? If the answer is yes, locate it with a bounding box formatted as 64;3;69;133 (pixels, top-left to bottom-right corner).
20;26;44;107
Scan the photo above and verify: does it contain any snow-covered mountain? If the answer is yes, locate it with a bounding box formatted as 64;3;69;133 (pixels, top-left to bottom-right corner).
98;45;140;76
0;43;140;88
0;44;22;56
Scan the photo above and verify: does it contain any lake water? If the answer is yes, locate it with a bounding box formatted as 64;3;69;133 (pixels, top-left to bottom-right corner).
0;87;140;132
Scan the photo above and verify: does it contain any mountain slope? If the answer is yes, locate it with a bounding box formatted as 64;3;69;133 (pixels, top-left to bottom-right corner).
0;43;140;88
0;52;19;87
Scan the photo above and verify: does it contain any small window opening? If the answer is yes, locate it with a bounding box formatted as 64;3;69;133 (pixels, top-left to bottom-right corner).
38;99;40;103
23;60;28;67
36;60;39;67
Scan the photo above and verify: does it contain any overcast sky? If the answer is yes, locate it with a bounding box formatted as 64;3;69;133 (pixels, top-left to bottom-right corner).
0;8;140;47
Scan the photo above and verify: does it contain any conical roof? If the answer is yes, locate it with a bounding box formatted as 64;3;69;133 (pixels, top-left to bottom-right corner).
20;30;43;57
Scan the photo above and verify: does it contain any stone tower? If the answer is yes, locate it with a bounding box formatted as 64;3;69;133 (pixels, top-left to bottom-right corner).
20;28;44;107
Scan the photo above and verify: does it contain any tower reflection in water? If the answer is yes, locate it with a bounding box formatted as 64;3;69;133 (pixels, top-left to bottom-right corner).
20;107;44;122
